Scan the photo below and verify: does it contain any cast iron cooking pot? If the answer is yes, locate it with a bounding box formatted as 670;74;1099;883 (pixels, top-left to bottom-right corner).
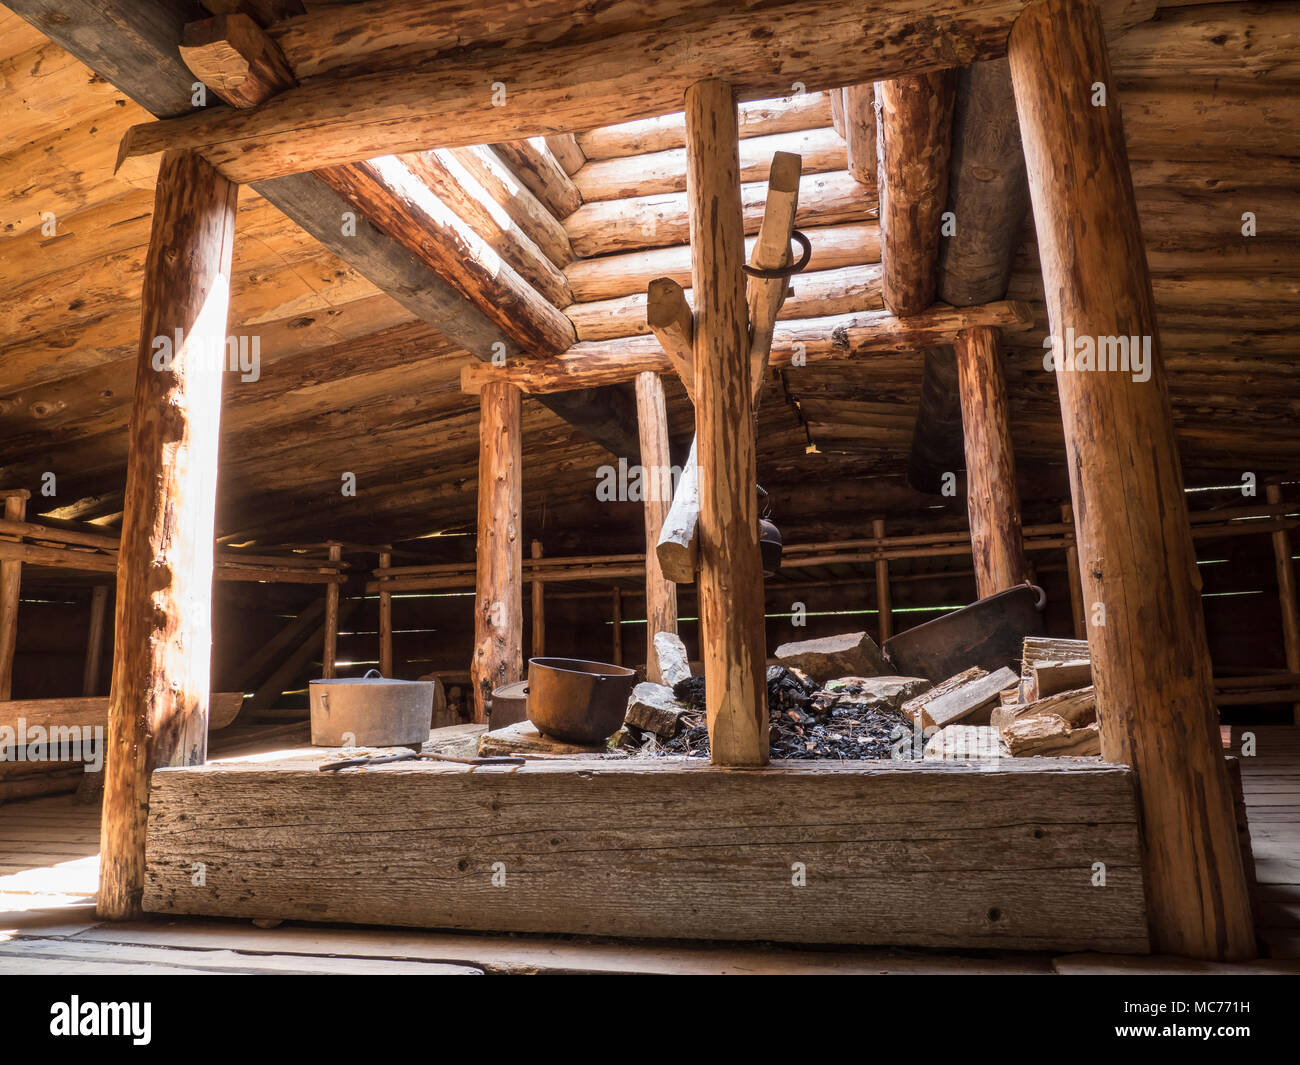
526;657;637;745
309;669;435;747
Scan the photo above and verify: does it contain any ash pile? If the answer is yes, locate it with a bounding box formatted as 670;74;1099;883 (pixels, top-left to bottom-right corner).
625;630;1100;762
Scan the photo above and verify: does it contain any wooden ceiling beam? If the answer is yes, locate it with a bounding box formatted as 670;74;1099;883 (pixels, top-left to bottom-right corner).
113;0;1157;186
7;0;640;459
464;301;1034;394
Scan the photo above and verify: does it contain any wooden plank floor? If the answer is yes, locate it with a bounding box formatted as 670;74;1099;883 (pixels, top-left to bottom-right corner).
1;725;1298;974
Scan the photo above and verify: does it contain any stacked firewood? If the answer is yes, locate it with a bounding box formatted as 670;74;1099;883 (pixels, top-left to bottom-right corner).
920;636;1099;758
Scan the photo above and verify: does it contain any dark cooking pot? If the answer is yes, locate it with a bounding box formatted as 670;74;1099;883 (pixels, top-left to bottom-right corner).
526;657;637;745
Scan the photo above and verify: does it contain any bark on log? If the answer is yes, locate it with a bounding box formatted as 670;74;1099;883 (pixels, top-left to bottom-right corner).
874;69;957;317
322;542;341;679
98;149;237;921
955;326;1028;597
530;539;545;659
447;146;575;267
378;549;394;677
636;371;679;683
113;0;1157;184
686;80;768;767
470;381;523;723
646;277;696;402
873;518;892;642
1009;0;1254;961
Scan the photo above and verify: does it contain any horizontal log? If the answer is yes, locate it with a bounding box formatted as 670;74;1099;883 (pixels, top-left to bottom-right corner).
573;125;844;202
577;92;833;160
0;693;245;735
566;220;879;302
569;264;882;342
565;169;874;258
463;300;1033;393
544;133;586;175
141;753;1149;952
180;13;296;108
113;0;1155;185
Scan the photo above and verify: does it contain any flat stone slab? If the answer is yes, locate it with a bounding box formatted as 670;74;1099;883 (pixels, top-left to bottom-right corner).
775;631;889;683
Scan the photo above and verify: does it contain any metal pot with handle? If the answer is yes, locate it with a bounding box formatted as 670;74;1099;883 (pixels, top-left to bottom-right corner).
309;668;436;748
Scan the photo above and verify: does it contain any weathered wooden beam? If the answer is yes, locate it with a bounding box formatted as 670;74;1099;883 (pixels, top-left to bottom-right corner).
98;149;237;922
1266;484;1300;725
113;0;1155;185
636;371;679;682
447;146;575;268
322;542;341;679
0;491;28;701
1061;504;1087;640
646;277;695;401
911;57;1030;497
463;301;1034;394
686;80;768;768
544;133;586;175
906;346;963;495
843;84;877;187
491;138;583;219
1009;0;1253;961
470;381;523;723
82;584;110;697
573;264;881;343
873;518;892;643
573;126;842;203
180;12;296;106
657;438;700;585
530;539;545;659
577;92;833;161
937;59;1030;306
874;69;957;316
954;326;1028;597
611;586;624;665
401;150;573;308
568;219;877;303
142;754;1151;954
746;151;802;406
11;0;625;462
378;548;394;677
565;168;871;259
316;158;576;357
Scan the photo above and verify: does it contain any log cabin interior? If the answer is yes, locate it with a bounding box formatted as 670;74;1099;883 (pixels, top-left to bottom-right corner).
1;0;1299;979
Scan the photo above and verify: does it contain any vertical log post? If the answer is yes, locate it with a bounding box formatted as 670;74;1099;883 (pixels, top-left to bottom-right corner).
1266;484;1300;724
0;490;29;699
954;326;1029;598
378;547;393;677
873;518;893;643
98;150;237;921
1061;503;1087;639
530;539;545;660
685;79;768;766
1010;0;1254;960
636;371;678;681
322;541;341;678
611;586;624;665
471;380;523;723
82;584;110;697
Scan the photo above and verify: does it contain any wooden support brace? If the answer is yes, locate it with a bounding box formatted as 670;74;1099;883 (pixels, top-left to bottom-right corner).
1009;0;1253;961
1266;484;1300;724
636;371;679;680
322;542;342;678
530;539;545;659
746;150;802;408
470;381;523;723
98;149;237;921
646;277;696;402
82;584;109;697
873;518;892;643
686;79;768;767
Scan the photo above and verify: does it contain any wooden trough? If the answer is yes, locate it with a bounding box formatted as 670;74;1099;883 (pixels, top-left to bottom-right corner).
142;751;1149;954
